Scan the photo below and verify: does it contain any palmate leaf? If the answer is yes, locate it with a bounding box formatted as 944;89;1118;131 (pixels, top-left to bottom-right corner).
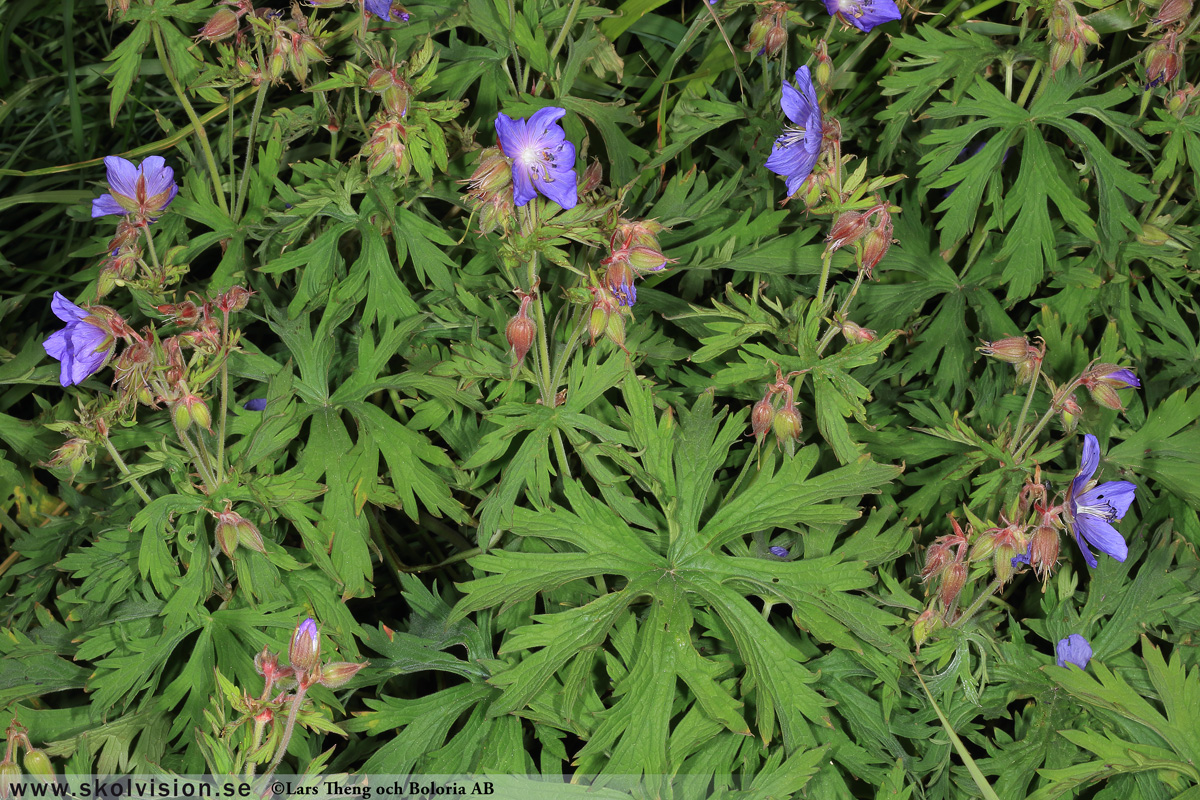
451;383;900;777
919;73;1150;301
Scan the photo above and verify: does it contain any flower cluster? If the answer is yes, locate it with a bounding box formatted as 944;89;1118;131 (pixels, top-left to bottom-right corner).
749;369;805;455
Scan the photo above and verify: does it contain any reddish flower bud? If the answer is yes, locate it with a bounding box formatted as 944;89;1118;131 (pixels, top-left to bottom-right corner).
861;214;894;276
318;661;368;689
939;561;966;606
825;210;872;252
216;286;253;313
580;159;603;194
921;540;952;581
1152;0;1191;27
840;319;877;344
196;6;240;42
1030;523;1060;580
1060;393;1081;432
977;336;1032;364
751;396;776;440
1145;32;1182;88
506;294;536;363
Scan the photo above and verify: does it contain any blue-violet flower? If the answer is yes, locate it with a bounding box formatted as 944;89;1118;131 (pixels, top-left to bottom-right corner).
365;0;410;21
43;293;114;387
1055;634;1092;669
823;0;901;31
91;156;178;220
765;66;823;197
1066;434;1136;568
495;107;578;210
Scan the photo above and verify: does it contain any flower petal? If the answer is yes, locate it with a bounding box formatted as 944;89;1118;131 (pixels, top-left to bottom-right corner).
1108;368;1140;388
51;292;88;324
510;160;537;207
91;194;128;218
104;155;141;201
1073;513;1128;564
494;113;525;158
526;106;568;135
43;329;71;362
1070;433;1100;501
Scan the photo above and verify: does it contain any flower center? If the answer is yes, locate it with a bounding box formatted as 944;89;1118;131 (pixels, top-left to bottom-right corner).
1073;498;1118;523
519;145;557;182
778;124;809;147
841;0;868;17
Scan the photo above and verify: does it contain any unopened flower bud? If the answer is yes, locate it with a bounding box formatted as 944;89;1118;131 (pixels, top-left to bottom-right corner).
22;750;54;785
799;172;825;209
318;661;368;688
1152;0;1192;27
969;534;995;563
825;210;871;252
1137;222;1171;246
604;310;627;348
580;159;603;194
1030;524;1060;579
212;504;265;558
1088;381;1124;410
1145;33;1182;89
772;404;802;445
182;395;213;432
939;561;966;606
913;608;943;648
506;294;536;364
217;286;253;313
604;260;637;306
48;438;92;477
840;319;877;344
993;540;1019;584
861;215;894;276
977;336;1031;363
751;397;776;440
197;6;239;42
1060;394;1081;432
768;545;789;558
0;762;22;799
289;618;321;675
921;541;951;581
744;16;771;55
814;40;833;92
628;245;669;273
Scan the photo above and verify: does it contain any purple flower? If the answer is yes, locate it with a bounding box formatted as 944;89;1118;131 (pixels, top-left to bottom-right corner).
91;156;178;220
364;0;410;22
768;546;789;557
495;107;578;210
765;66;823;197
43;293;113;387
1055;634;1092;669
243;398;268;411
1065;434;1136;568
1011;541;1033;568
1104;368;1140;388
823;0;901;31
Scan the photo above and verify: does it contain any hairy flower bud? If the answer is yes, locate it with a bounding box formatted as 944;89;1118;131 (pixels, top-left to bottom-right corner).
196;6;240;42
840;319;877;344
318;661;368;689
861;214;894;276
178;395;213;432
912;608;943;648
1145;32;1182;88
22;750;54;785
216;286;253;313
48;438;93;477
772;404;803;446
579;159;603;194
289;618;321;676
751;396;776;440
977;336;1031;363
939;561;967;606
0;762;22;798
825;210;872;252
814;39;833;92
1152;0;1192;27
212;503;266;558
506;294;536;364
1030;523;1060;580
1060;393;1081;432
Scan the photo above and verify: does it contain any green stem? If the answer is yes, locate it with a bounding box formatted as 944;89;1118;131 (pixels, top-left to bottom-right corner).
1012;356;1042;448
546;0;582;63
816;266;866;354
1013;377;1081;463
951;579;1004;628
1015;61;1042;108
216;310;230;483
246;718;266;780
143;226;163;280
261;684;308;782
152;26;229;216
102;437;154;505
548;309;586;397
174;418;218;493
814;249;834;314
233;81;270;223
1147;171;1183;220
